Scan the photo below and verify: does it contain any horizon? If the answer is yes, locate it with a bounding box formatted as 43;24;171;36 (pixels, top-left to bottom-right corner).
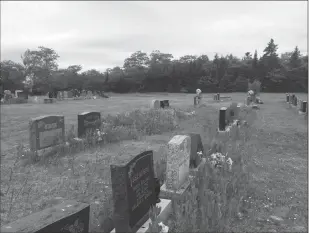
1;1;307;72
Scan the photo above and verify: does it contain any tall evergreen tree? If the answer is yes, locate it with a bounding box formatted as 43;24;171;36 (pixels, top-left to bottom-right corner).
289;46;301;69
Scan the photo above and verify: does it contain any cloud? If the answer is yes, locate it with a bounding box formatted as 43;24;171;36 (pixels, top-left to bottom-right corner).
1;1;307;71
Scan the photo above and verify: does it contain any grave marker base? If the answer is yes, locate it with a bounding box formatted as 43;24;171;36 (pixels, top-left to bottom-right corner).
110;199;172;233
159;179;191;200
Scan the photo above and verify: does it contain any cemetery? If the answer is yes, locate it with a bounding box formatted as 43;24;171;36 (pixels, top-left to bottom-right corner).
0;91;307;233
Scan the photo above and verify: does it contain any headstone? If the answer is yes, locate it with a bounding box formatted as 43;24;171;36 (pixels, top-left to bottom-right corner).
166;135;191;191
286;94;289;103
194;96;198;106
246;96;251;106
44;99;54;104
110;151;156;233
219;107;226;131
187;133;204;168
1;200;90;233
63;91;68;98
17;91;28;99
29;115;65;151
294;96;297;106
151;100;160;109
302;101;307;113
160;100;169;108
78;112;101;138
213;94;217;101
217;93;220;101
67;91;73;98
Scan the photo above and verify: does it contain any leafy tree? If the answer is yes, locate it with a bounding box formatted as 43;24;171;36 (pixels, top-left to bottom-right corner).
123;51;149;69
289;46;301;69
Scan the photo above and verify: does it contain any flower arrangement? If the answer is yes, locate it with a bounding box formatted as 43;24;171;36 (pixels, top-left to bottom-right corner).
208;152;233;171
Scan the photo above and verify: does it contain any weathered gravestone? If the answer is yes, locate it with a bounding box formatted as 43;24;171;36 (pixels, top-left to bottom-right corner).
77;112;101;138
1;200;90;233
151;100;160;109
110;150;156;233
67;90;73;98
64;91;68;98
29;115;65;152
165;135;191;191
187;133;204;168
160;100;169;108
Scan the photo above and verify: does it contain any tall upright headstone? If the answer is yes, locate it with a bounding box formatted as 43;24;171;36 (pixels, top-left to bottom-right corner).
78;112;101;138
219;107;226;131
151;100;160;109
187;133;204;168
286;94;289;103
110;151;156;233
29;115;65;152
302;101;307;113
165;135;191;191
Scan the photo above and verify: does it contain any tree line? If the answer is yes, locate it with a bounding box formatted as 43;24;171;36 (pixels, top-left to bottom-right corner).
0;38;307;95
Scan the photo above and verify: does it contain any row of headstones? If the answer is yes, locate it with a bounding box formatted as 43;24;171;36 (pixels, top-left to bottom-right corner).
1;133;204;233
30;99;171;153
286;93;307;113
29;112;102;153
151;99;170;109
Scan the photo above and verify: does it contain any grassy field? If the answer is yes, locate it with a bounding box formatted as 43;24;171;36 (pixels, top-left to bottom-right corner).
0;92;308;232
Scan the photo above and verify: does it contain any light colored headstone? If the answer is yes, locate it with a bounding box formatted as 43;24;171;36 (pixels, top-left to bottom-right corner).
151;100;160;109
166;135;191;191
63;91;68;98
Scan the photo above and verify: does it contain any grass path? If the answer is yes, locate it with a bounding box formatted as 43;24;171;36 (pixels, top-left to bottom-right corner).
227;98;307;232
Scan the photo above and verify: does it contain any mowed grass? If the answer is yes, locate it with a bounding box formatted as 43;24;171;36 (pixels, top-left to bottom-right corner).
0;92;307;232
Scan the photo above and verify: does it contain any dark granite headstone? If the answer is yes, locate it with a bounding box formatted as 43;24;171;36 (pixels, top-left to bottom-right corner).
160;100;170;108
1;200;90;233
29;115;65;151
302;101;307;113
110;150;156;233
217;93;220;100
294;96;297;106
187;133;204;168
286;94;289;103
77;112;101;138
219;107;226;131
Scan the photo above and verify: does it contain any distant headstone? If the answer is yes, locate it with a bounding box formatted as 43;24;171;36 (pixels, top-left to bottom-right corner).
219;107;226;131
67;91;73;98
246;96;251;106
217;93;220;101
1;200;90;233
160;100;169;108
294;96;297;106
302;101;307;113
286;94;289;103
29;115;65;151
187;133;204;168
64;91;68;98
78;112;101;138
166;135;191;191
110;151;156;233
151;100;160;109
17;91;28;99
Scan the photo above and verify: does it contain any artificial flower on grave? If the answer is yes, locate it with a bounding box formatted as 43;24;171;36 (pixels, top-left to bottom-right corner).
209;152;233;171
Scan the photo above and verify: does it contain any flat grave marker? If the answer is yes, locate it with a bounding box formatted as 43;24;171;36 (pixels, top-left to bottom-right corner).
1;200;90;233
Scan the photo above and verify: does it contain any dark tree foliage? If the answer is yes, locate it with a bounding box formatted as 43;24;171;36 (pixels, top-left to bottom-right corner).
1;39;307;94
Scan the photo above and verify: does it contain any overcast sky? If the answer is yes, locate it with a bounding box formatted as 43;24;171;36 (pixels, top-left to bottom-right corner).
1;1;307;71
